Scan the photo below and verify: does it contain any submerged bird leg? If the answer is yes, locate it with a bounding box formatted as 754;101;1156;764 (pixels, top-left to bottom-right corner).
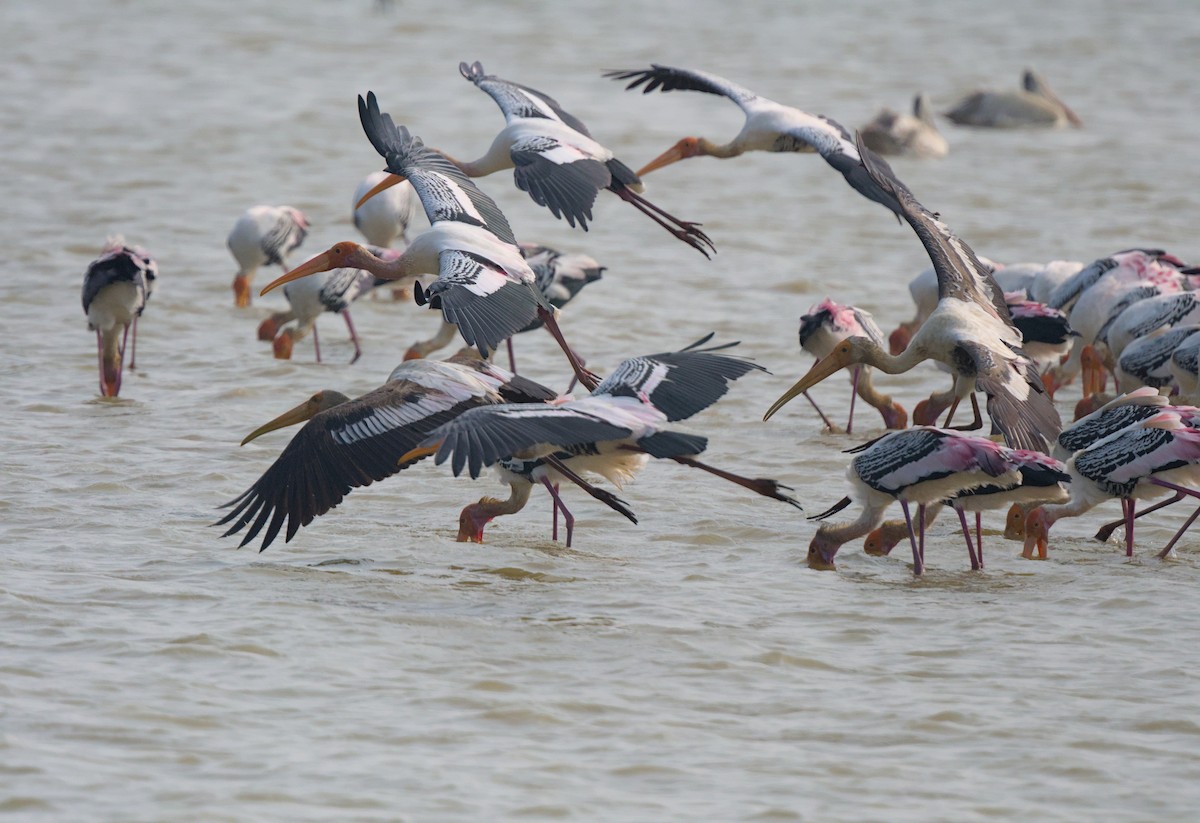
801;391;840;434
342;311;362;364
900;500;924;576
611;187;715;259
846;367;861;434
538;310;600;392
946;393;983;432
954;505;981;570
130;316;140;371
540;478;575;547
655;453;804;510
1093;492;1185;542
1122;498;1136;557
1159;505;1200;559
918;503;927;565
542;455;638;525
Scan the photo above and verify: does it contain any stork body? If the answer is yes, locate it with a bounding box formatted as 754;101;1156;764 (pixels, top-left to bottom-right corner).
353;171;421;249
1117;325;1200;393
227;205;309;307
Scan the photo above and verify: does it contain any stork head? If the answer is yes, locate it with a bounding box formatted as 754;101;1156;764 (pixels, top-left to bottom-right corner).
240;390;351;446
912;392;953;427
1022;507;1051;559
1004;503;1027;541
259;242;366;296
880;401;908;430
636;136;703;177
806;528;841;571
457;501;496;543
764;337;874;421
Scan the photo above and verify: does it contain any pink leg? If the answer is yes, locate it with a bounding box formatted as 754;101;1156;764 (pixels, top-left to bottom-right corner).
312;323;322;363
342;311;361;364
976;511;984;568
846;367;860;434
1159;505;1200;559
918;503;926;564
900;500;924;576
129;316;139;370
540;477;574;547
803;390;838;432
95;330;104;395
954;505;981;570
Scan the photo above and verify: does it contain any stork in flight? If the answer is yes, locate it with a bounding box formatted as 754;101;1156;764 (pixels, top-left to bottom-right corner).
358;63;714;258
263;95;598;392
605;63;912;218
765;133;1061;453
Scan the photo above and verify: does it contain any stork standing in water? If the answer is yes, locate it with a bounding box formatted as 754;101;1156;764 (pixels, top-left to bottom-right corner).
264;97;598;392
358;64;714;257
81;240;155;397
1024;411;1200;559
605;64;911;218
217;350;575;551
257;246;402;363
943;69;1082;129
797;299;906;433
407;337;803;546
226;205;309;307
806;428;1022;575
765;134;1061;453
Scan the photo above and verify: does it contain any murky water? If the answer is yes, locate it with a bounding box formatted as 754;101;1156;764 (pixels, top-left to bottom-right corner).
3;0;1200;819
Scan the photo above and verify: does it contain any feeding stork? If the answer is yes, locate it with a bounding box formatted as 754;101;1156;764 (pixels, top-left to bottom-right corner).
765;133;1061;453
605;63;912;218
263;96;598;392
358;63;714;258
797;299;906;433
226;205;309;307
943;69;1082;128
81;239;155;397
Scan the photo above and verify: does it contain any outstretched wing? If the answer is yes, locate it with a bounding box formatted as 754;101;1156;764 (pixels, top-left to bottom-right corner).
593;335;767;422
460;61;593;136
426;403;636;479
509;133;611;229
604;64;761;114
358;92;517;245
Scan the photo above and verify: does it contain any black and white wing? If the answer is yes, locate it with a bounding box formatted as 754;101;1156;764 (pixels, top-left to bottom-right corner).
854;133;1012;330
358;92;517;245
426;402;638;479
417;249;545;357
508;132;613;230
81;248;148;314
216;356;558;551
460;61;593;136
592;335;767;422
604;64;761;114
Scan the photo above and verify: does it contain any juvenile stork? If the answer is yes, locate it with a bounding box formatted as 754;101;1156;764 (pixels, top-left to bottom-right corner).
943;69;1082;128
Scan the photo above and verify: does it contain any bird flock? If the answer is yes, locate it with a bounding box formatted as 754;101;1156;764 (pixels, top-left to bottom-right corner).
79;62;1200;574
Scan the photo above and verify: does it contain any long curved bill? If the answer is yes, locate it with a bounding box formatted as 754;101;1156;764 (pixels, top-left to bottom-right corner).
241;396;323;445
397;441;442;467
636;143;687;177
355;173;406;209
259;251;337;297
763;354;851;421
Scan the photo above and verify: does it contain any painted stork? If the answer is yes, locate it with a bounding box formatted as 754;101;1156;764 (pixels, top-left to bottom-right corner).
859;93;948;159
862;450;1069;569
216;349;565;551
943;69;1082;128
1006;296;1075;370
256;246;401;364
359;64;714;257
765;133;1061;453
606;64;911;218
1117;325;1200;393
1172;335;1200;403
81;239;155;397
806;428;1022;575
1024;411;1200;558
263;97;598;392
226;205;309;307
797;299;906;433
407;337;803;544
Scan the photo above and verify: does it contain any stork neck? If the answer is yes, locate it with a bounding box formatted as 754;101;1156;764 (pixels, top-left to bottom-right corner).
815;498;888;552
443;139;512;177
863;342;926;376
350;247;414;283
476;481;533;519
698;137;741;159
